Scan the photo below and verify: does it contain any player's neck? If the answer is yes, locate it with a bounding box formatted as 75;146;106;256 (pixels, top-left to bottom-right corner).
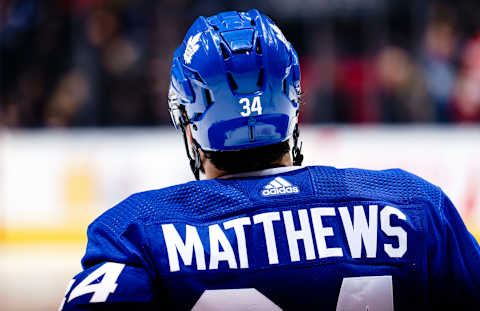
202;152;293;180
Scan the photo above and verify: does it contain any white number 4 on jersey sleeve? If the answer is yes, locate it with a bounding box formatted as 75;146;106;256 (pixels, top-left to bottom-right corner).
59;262;125;310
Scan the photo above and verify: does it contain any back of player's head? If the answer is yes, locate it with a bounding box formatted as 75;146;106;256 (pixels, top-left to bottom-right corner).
169;9;303;178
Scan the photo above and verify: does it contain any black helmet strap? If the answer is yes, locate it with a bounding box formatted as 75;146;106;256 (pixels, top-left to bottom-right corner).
292;124;304;166
180;125;201;180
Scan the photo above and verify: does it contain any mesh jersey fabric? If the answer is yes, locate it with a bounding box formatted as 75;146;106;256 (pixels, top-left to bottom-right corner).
61;165;480;311
90;166;440;231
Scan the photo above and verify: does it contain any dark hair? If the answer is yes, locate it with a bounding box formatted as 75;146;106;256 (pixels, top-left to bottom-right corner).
203;140;290;174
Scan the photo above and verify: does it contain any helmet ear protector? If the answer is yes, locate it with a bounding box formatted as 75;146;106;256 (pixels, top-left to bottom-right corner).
169;9;303;179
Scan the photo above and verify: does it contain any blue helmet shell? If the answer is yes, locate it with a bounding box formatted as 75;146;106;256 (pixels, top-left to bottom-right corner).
169;9;301;151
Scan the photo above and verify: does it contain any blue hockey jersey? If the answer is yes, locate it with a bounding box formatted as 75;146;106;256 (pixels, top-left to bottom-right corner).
60;166;480;310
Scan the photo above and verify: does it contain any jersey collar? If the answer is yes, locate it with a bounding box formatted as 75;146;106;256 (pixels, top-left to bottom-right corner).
218;166;305;179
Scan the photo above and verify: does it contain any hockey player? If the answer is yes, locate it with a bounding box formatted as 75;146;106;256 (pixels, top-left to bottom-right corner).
60;9;480;310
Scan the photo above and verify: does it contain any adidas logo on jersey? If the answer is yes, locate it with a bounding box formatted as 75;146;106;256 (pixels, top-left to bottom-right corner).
262;177;299;196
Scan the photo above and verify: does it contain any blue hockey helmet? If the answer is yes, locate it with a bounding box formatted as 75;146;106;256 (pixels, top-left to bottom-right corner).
169;9;303;178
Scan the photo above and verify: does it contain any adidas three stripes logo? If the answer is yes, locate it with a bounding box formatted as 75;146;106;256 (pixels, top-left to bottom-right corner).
262;177;300;196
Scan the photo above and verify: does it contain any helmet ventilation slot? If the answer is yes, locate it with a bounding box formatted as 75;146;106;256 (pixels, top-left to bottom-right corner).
256;38;262;54
227;73;238;90
282;78;287;94
256;69;264;87
204;88;213;106
220;44;230;60
194;72;205;84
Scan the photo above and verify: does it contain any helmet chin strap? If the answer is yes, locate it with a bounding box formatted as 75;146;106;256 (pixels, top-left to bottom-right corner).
180;125;202;180
292;124;304;166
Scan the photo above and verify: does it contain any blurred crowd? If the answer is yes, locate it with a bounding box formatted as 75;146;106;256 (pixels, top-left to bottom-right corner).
1;0;480;127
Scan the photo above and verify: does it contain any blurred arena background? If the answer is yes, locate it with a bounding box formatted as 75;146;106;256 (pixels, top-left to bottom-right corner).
1;0;479;310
